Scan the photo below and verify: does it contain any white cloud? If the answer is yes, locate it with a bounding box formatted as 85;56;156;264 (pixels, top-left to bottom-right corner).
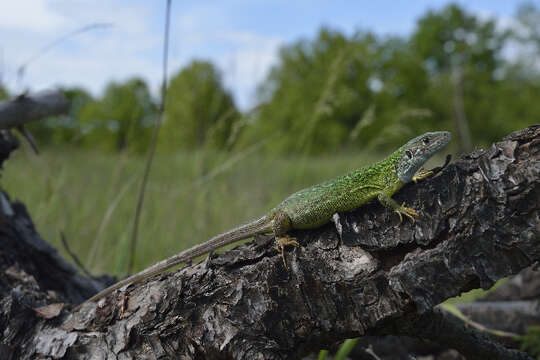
474;8;534;64
0;1;525;111
0;0;68;32
0;1;282;110
0;1;162;96
215;32;282;108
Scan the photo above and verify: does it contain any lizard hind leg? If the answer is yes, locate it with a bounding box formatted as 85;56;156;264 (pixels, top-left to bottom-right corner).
275;237;299;269
272;210;298;269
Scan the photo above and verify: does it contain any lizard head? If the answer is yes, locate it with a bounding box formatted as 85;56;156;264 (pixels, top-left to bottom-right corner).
396;131;451;183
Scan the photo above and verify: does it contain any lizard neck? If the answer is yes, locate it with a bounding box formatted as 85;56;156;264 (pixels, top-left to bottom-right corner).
366;148;404;189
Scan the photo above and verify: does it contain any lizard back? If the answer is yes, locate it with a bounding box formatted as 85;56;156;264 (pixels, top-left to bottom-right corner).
274;151;402;229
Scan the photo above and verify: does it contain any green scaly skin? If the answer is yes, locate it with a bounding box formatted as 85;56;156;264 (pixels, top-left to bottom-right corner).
76;131;450;310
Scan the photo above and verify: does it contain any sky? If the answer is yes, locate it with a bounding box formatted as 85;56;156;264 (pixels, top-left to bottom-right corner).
0;0;533;110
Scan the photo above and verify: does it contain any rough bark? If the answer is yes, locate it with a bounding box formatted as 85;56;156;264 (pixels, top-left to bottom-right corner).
1;125;539;359
0;130;19;167
0;134;114;359
0;90;69;130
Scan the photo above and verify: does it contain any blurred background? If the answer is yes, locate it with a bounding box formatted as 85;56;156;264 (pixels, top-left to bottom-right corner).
0;1;537;276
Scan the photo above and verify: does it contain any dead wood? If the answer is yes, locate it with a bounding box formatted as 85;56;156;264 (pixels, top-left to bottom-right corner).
0;125;539;359
0;90;69;130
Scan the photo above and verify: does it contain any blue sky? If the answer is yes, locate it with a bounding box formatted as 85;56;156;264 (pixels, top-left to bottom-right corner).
0;0;532;109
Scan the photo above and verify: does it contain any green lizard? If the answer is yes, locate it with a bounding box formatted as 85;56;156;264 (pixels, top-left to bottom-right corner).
77;131;450;309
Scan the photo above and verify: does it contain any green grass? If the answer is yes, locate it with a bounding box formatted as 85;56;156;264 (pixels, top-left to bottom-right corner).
1;144;381;276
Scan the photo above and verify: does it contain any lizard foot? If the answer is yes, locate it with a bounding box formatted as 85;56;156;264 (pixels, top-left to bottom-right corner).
394;202;419;223
412;168;434;183
275;236;299;270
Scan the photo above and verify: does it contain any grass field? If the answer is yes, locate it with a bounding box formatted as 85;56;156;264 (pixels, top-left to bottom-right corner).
1;143;452;278
0;144;380;276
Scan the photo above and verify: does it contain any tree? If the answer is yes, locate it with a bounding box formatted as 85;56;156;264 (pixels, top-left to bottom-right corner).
0;83;7;100
247;28;367;154
411;3;507;151
507;2;540;65
163;60;240;150
27;87;93;146
248;4;532;155
245;28;435;154
412;4;503;75
79;78;156;152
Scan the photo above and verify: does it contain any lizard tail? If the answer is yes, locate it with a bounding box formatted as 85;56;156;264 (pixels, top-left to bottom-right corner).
75;215;271;311
199;215;272;249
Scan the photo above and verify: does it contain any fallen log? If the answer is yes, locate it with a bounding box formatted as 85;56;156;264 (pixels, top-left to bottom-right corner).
0;125;538;359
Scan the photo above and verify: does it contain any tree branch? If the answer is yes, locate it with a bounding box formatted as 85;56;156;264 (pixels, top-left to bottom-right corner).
0;90;69;129
457;300;540;335
451;265;540;335
1;125;538;359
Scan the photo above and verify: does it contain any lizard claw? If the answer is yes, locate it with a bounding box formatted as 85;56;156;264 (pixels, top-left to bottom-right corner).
394;202;419;223
275;236;299;270
412;168;434;183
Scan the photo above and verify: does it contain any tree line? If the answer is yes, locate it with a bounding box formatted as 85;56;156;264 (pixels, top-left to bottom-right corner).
1;2;539;154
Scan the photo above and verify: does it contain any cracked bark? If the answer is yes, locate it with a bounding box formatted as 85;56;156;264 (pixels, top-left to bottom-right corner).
1;125;539;359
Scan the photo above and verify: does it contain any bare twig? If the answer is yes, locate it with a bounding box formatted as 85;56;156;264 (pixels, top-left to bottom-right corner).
365;345;383;360
0;90;69;129
0;91;69;153
16;23;113;84
127;0;172;274
16;125;39;154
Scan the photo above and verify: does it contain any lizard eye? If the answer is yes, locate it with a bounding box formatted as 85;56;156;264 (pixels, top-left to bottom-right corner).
422;137;430;145
405;150;413;159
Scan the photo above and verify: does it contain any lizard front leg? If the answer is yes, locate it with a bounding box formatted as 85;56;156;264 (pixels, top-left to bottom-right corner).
412;168;434;183
377;192;419;223
272;210;298;269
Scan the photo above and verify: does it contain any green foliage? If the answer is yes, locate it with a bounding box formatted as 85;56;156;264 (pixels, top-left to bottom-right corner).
13;3;540;155
79;78;156;152
411;4;504;74
241;3;535;154
333;338;359;360
244;28;381;154
0;83;8;99
519;326;540;359
241;25;442;154
28;80;156;153
163;60;240;150
514;2;540;60
247;26;441;153
29;87;93;145
409;3;510;149
317;349;328;360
